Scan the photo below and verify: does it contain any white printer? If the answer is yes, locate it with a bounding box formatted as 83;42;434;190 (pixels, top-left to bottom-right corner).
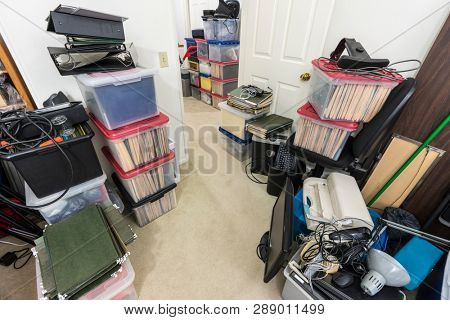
303;173;374;231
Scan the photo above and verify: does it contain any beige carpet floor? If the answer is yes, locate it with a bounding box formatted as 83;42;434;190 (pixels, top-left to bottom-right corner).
0;97;284;300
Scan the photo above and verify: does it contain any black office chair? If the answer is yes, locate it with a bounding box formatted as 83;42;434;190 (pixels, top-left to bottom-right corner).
287;77;417;184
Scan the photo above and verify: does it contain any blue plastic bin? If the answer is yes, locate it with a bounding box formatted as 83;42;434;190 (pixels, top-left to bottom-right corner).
76;68;158;130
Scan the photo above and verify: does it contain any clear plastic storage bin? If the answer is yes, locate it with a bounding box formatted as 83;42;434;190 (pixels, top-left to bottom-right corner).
36;257;137;300
199;59;211;76
219;101;269;140
210;61;239;80
211;77;238;96
25;174;108;225
293;103;359;160
114;174;177;227
309;59;402;122
200;75;212;91
188;58;199;71
203;18;240;41
195;39;209;58
191;85;201;100
189;70;200;87
211;93;226;110
219;127;252;162
91;112;170;172
104;147;176;203
76;68;158;130
79;260;137;300
200;88;212;105
208;41;239;62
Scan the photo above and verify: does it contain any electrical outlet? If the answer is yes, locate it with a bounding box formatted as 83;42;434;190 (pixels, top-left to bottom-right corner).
159;52;169;68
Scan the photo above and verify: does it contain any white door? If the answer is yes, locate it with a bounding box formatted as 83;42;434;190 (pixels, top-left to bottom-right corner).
239;0;336;119
189;0;219;30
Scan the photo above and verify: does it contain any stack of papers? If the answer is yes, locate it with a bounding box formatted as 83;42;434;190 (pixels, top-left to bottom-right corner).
227;86;273;115
247;114;293;139
34;205;130;300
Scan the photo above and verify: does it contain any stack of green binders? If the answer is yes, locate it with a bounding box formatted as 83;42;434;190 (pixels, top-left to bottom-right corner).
34;205;132;299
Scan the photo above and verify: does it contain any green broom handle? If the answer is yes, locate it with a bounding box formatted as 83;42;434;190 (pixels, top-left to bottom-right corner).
367;113;450;207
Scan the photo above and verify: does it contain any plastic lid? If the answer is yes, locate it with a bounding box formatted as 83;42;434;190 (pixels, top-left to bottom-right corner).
207;40;240;45
209;60;239;66
78;260;135;300
112;172;177;208
199;73;211;78
90;112;169;140
25;173;106;207
199;88;211;94
219;101;269;120
195;38;207;44
210;77;238;84
297;103;359;130
211;92;227;99
219;127;252;144
103;146;175;179
76;67;158;87
311;59;403;83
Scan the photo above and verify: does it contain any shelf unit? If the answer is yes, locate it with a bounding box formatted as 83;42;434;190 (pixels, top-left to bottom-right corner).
0;33;35;110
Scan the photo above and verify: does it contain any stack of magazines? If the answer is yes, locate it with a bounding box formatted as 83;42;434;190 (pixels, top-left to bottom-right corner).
227;85;273;115
247;114;293;139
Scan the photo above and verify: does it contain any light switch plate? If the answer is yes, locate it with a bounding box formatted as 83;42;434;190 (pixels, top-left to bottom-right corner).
159;52;169;68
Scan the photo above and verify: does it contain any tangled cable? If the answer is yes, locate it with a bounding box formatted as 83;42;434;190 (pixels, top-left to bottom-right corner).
299;220;373;275
317;57;421;81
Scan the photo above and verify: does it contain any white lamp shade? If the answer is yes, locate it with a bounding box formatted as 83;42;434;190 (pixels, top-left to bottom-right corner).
361;249;410;296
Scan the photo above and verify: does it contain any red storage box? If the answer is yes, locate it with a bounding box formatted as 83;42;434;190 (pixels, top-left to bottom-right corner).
294;103;358;160
91;112;170;172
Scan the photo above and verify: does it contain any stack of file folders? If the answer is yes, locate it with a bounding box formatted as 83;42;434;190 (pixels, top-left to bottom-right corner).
227;86;273;115
33;205;133;300
46;5;135;75
246;114;293;139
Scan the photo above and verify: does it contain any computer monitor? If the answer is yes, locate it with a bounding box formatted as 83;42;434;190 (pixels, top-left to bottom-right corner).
264;178;294;283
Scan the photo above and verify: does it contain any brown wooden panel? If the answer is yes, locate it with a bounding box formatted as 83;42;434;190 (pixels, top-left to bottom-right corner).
0;33;35;110
392;15;449;231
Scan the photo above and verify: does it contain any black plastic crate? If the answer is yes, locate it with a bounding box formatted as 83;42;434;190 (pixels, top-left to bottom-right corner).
0;123;103;198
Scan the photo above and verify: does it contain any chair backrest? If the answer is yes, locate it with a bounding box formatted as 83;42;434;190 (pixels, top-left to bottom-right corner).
351;77;417;163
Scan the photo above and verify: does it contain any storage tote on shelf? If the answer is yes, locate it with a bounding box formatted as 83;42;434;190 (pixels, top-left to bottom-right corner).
189;70;200;87
195;39;209;59
184;38;197;57
208;40;239;62
211;93;227;110
211;77;238;96
309;58;403;122
90;112;170;172
219;127;252;162
191;85;201;100
76;68;159;130
103;147;176;203
219;101;269;140
188;57;199;72
113;174;177;227
199;58;211;76
200;74;212;91
202;18;240;41
293;103;358;160
25;173;108;225
210;61;239;80
199;88;212;105
0;122;103;198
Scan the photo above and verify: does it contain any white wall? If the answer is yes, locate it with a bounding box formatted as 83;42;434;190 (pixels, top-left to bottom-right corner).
0;0;188;169
322;0;449;78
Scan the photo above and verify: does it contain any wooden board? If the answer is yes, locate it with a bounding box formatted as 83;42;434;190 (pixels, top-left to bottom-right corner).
362;135;444;211
0;33;35;110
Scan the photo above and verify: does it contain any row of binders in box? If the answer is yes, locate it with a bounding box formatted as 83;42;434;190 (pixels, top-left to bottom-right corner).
293;58;404;160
